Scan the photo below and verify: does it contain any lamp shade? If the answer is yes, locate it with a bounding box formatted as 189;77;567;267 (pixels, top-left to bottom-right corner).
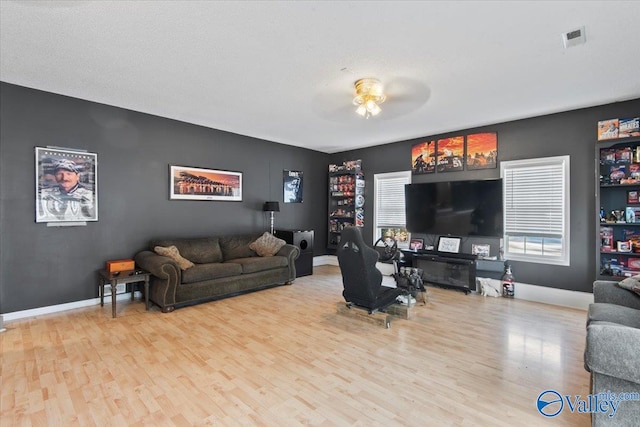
263;201;280;212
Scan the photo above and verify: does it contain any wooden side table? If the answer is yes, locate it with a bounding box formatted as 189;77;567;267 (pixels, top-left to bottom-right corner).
97;269;151;318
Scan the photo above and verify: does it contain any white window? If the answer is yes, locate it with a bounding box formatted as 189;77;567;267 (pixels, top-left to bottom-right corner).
373;171;411;245
501;156;570;266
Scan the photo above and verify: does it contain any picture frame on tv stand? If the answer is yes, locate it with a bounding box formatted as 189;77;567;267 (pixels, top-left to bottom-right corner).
471;243;491;258
409;238;424;251
437;236;462;253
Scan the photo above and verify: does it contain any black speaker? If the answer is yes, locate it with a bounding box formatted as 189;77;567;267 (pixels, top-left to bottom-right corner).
275;230;314;277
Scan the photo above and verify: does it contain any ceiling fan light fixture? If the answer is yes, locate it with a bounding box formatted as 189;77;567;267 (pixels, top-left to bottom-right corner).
356;104;367;117
366;99;381;116
353;78;386;119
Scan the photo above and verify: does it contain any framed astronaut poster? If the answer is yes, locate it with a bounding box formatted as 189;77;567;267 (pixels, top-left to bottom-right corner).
283;170;303;203
35;147;98;223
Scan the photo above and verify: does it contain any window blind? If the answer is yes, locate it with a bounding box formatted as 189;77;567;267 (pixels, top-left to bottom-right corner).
375;172;411;228
503;162;565;236
501;155;570;266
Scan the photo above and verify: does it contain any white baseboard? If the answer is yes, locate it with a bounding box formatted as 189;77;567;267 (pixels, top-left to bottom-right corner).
3;259;341;322
316;255;591;311
2;292;140;322
513;282;592;310
2;256;591;322
314;255;338;266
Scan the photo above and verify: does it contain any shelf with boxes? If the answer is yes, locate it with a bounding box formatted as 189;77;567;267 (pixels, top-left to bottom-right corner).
328;160;365;249
597;135;640;279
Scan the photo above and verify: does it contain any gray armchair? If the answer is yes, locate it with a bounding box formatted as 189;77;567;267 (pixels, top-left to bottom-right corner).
585;280;640;426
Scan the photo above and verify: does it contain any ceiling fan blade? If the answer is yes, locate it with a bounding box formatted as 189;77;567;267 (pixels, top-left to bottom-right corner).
310;86;359;122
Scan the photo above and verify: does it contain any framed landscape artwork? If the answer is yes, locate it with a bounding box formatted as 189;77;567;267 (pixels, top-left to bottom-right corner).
35;147;98;223
411;140;436;175
466;132;498;170
170;165;242;201
436;136;464;172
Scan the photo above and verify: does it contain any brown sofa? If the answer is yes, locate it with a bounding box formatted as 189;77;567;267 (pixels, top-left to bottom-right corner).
134;234;299;312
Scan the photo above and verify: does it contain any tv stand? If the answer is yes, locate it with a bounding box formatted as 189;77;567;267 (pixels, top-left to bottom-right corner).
401;250;477;294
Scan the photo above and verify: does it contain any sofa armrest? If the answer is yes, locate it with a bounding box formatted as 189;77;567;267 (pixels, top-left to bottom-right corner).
276;243;300;260
276;244;300;281
593;280;640;309
135;251;180;280
586;322;640;385
134;250;181;309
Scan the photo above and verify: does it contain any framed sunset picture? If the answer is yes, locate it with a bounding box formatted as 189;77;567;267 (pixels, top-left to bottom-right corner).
466;132;498;170
169;165;242;201
436;136;464;172
411;140;436;175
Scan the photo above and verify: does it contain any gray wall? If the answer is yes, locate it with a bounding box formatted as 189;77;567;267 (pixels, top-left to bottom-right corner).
2;81;638;312
331;98;640;293
0;83;329;313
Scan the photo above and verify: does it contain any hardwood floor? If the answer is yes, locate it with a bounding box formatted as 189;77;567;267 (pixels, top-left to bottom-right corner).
1;265;591;426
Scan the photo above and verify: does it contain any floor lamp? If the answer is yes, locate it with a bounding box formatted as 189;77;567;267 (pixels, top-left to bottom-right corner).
263;201;280;235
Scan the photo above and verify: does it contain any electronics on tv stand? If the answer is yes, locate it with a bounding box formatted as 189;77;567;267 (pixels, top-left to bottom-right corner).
403;248;477;260
404;179;504;238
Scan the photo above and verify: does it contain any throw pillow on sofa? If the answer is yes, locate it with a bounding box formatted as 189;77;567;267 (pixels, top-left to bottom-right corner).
249;232;286;257
154;245;195;270
617;274;640;296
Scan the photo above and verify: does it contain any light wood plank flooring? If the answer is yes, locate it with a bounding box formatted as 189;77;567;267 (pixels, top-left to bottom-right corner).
1;265;591;426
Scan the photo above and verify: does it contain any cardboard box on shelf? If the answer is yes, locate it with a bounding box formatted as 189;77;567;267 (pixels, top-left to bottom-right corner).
598;119;619;141
106;259;135;273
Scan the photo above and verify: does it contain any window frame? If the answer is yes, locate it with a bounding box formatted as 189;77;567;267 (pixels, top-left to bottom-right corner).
500;156;570;266
373;171;411;245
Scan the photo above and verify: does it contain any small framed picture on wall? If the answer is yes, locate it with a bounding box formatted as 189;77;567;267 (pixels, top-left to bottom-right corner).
411;141;436;175
436;137;464;173
465;132;498;170
284;170;303;203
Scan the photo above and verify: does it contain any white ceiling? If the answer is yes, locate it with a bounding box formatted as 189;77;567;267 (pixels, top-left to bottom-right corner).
2;1;639;154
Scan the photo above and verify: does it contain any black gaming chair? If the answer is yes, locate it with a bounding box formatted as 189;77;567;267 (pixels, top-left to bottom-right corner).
337;226;403;313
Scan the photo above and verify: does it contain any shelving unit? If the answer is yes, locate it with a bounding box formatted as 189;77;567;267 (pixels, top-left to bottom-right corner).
597;136;640;280
328;160;364;250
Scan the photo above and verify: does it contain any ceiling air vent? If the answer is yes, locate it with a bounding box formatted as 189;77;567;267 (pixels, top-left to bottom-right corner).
562;26;586;48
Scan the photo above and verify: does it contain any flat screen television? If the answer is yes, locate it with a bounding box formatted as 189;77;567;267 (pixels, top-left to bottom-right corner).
404;179;503;237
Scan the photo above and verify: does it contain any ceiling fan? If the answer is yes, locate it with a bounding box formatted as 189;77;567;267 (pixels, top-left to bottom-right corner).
312;76;431;122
